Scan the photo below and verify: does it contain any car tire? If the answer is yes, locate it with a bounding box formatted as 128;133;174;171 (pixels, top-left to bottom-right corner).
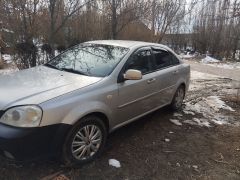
61;115;107;166
170;85;185;111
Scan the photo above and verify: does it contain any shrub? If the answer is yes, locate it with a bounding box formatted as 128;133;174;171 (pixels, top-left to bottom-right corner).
56;45;66;53
15;42;37;69
41;44;52;55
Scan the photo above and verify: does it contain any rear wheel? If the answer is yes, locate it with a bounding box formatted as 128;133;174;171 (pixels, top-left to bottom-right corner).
62;115;107;166
170;85;185;110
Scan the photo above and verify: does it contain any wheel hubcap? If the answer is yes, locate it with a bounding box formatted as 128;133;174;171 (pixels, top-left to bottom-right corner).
71;125;102;160
175;88;184;108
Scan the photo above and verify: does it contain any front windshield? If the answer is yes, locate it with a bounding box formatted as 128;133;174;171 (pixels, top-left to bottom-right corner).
46;43;129;77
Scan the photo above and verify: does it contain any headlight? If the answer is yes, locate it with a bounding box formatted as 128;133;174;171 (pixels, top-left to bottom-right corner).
0;105;42;127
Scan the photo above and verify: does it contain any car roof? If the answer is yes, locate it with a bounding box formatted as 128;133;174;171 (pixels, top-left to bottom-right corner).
86;40;169;50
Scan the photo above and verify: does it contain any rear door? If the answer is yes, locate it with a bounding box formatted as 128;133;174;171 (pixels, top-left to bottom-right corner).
151;47;181;106
115;47;158;126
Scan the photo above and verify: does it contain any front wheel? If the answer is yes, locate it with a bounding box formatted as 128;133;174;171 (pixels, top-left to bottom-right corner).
62;115;107;166
170;85;185;110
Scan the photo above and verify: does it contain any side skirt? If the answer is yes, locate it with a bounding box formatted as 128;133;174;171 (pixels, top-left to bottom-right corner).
110;102;170;133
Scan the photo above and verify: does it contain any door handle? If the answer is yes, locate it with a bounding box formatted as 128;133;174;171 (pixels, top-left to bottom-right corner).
147;78;156;84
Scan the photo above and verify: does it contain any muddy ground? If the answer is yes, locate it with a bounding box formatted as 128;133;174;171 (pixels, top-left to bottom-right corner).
0;75;240;180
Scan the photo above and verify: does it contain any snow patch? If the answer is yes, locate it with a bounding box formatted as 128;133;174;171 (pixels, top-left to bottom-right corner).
1;28;14;33
165;138;170;142
0;68;18;75
180;53;195;59
109;159;121;168
191;71;220;80
2;54;13;63
183;110;195;115
183;118;211;127
189;83;204;91
173;113;183;117
192;165;198;169
184;96;235;126
201;56;220;63
169;119;182;126
212;115;235;125
204;62;240;70
205;96;235;112
185;96;234;114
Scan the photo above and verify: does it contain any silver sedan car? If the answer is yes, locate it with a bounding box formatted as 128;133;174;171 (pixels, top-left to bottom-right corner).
0;40;190;165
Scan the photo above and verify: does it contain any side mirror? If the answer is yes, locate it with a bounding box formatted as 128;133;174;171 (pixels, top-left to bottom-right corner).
124;69;142;80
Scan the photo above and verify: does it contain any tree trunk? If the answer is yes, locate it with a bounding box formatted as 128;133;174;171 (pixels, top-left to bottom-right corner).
111;0;117;39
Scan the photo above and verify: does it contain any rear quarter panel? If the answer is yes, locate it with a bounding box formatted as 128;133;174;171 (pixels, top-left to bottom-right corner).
177;63;190;93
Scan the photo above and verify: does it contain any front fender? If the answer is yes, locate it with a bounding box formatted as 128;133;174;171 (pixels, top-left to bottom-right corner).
60;101;112;126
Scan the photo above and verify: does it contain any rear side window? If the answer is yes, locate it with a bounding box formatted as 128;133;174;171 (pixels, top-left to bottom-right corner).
152;49;180;70
125;50;152;74
171;53;180;65
152;49;171;69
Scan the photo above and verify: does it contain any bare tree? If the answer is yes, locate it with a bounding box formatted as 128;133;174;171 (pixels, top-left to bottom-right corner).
0;0;41;68
192;0;240;60
151;0;197;43
98;0;149;39
47;0;93;54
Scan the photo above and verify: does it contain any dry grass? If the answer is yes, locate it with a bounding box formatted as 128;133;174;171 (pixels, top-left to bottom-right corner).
223;94;240;105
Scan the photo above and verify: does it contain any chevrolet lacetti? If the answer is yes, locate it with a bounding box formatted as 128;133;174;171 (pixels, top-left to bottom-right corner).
0;40;190;165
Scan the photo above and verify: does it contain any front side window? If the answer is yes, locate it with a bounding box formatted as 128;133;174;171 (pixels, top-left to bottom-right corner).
46;44;129;77
125;50;152;74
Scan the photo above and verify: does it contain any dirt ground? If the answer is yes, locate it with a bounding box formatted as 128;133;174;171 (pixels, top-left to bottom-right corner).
0;72;240;180
184;60;240;81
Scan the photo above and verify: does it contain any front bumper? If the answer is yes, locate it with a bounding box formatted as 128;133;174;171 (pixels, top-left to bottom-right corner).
0;123;71;160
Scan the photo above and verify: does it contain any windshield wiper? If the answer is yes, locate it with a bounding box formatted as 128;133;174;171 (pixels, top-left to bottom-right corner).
61;68;89;76
45;64;89;76
44;63;61;70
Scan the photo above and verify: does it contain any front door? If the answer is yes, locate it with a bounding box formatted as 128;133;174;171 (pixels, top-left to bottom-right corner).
115;48;158;126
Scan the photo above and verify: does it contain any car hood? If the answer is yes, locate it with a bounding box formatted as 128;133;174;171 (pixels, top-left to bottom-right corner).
0;66;102;110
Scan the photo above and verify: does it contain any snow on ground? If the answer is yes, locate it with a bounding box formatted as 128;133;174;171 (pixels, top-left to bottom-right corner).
179;53;195;59
190;71;221;80
205;96;235;112
2;54;13;64
173;113;183;117
200;55;240;69
199;55;240;69
0;68;18;75
170;96;235;127
201;56;220;63
1;28;14;33
203;62;240;69
170;95;236;127
183;118;211;127
109;159;121;168
189;71;221;91
165;138;170;142
170;70;237;127
169;119;182;126
183;96;235;126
